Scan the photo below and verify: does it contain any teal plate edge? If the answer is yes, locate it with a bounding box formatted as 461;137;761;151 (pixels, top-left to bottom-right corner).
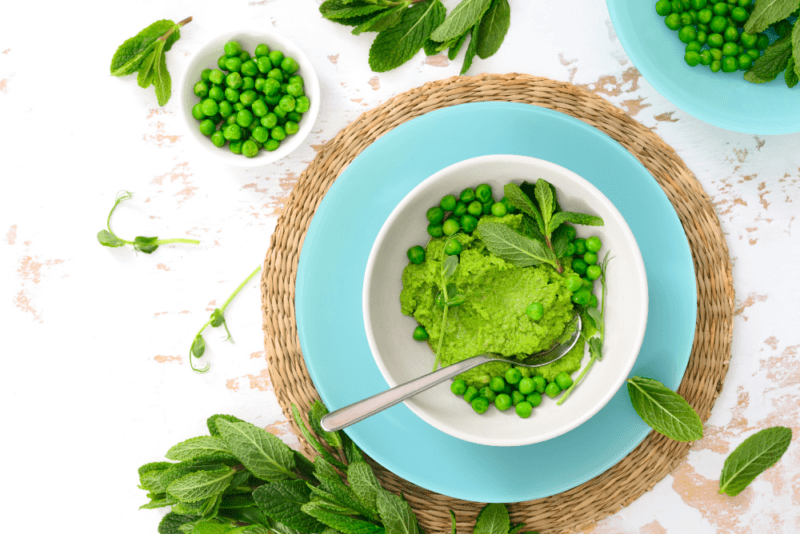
296;102;697;503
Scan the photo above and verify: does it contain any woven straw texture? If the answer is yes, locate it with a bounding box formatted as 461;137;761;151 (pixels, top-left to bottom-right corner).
260;73;735;534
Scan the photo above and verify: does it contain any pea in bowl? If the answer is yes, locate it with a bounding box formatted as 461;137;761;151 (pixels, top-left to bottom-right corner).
363;155;649;447
179;30;320;167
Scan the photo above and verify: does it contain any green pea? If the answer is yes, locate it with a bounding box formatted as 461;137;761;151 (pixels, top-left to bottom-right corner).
287;111;303;123
444;239;462;256
665;13;682;29
241;60;258;77
223;123;242;141
685;50;701;66
440;195;457;211
286;83;304;98
225;115;237;126
251;100;268;118
475;184;492;203
295;96;310;113
224;41;242;57
403;245;425;265
775;20;792;37
225;57;242;73
426;207;445;224
239;50;251;62
526;392;543;407
236;109;254;128
460;214;478;233
678;25;697;43
471;397;490;414
242;77;255;91
526;302;544;321
491;393;511;411
199;98;217;117
239;90;257;107
264;139;280;152
192;103;205;120
460;187;476;203
755;34;769;50
267;68;283;82
241;140;258;158
194;81;209;98
555;372;573;390
478;387;497;403
514;401;532;418
460;386;478;404
261;113;278;129
427;224;444;237
206;85;223;102
712;1;728;14
671;0;683;12
271;125;287;141
710;47;723;60
225;71;243;89
441;219;459;236
217;55;228;70
585;236;601;253
746;48;760;60
500;197;517;214
723;26;739;42
573;238;587;255
518;377;535;395
566;274;583;292
199;119;215;136
721;56;738;72
532;376;546;394
544;381;561;398
223;87;238;103
229;139;243;154
656;0;672;15
255;78;267;94
489;376;506;392
505;368;522;385
413;325;429;342
209;130;225;148
467;201;482;217
511;391;525;406
586;265;601;281
572;288;591;306
737;53;753;70
453;201;468;217
583;251;598;265
739;32;757;48
491;202;507;217
680;11;693;24
565;243;576;256
582;277;594;291
686;41;702;53
250;126;268;144
268;50;285;68
707;33;724;47
285;121;299;135
279;95;296;112
281;57;300;74
572;258;588;275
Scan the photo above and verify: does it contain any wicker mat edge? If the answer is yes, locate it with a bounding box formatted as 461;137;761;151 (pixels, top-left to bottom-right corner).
260;73;735;534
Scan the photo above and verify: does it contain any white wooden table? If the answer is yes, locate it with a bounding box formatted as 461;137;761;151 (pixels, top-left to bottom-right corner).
1;1;798;532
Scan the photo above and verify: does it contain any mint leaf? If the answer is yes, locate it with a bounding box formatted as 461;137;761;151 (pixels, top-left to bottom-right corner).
473;503;509;534
352;4;408;35
168;468;235;503
745;36;793;83
314;456;378;521
137;46;159;88
551;224;571;257
369;0;446;72
308;400;343;449
110;20;175;76
476;219;556;268
344;436;364;464
253;480;325;534
154;46;172;106
216;420;296;481
323;4;388;20
793;20;800;79
450;511;457;534
534;179;555;228
431;0;492;42
140;495;178;509
376;490;419;534
192;522;235;534
208;415;245;437
719;427;792;496
503;183;545;234
139;461;174;492
448;31;469;60
347;462;383;513
786;56;799;87
460;26;479;75
627;376;704;442
320;1;385;26
159;459;232;491
476;0;510;59
159;513;199;534
291;404;347;471
423;38;440;56
548;211;604;229
744;0;799;33
301;502;386;534
218;506;272;527
167;436;231;462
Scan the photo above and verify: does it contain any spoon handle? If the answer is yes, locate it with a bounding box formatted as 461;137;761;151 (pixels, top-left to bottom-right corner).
320;355;495;432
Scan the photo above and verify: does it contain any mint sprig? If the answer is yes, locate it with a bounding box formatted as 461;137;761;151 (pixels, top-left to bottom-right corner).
320;0;512;74
744;0;798;34
97;191;200;254
719;427;792;496
110;17;191;105
744;35;794;84
627;376;704;442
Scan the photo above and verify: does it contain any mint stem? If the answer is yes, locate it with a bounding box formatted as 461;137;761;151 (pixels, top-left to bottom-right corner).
158;16;193;42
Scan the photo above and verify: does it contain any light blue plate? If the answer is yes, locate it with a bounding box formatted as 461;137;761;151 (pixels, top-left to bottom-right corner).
607;0;800;134
296;103;696;503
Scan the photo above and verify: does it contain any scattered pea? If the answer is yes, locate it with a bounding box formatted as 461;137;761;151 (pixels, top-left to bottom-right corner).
471;397;490;414
495;394;512;411
515;401;533;418
545;381;561;398
464;386;479;403
440;195;457;211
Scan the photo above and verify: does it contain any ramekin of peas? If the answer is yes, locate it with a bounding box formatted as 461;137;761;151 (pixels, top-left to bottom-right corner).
180;31;319;167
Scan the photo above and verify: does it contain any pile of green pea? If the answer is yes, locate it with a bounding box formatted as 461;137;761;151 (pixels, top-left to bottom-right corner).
656;0;776;72
451;366;576;418
191;41;310;157
405;183;606;416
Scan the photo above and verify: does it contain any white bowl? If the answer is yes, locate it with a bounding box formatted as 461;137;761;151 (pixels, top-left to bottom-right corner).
179;30;320;168
363;155;648;447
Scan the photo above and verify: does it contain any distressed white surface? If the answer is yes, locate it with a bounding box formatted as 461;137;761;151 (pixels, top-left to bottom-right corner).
1;1;798;533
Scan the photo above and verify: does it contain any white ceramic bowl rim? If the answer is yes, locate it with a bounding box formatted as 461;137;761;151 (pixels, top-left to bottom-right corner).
178;29;320;168
363;155;649;447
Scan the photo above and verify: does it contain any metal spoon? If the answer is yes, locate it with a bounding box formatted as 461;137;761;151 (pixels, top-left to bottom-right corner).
320;315;582;432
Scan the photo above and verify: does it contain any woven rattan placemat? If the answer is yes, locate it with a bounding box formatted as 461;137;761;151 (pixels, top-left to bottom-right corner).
260;73;735;534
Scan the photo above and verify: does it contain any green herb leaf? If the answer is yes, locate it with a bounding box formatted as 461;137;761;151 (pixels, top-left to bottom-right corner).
253;480;325;534
140;495;178;509
291;404;348;471
503;184;545;235
507;524;526;534
159;459;232;492
431;0;492;42
140;461;175;492
192;335;206;358
137;46;159;88
191;522;236;534
745;36;793;83
210;309;225;328
154;47;172;106
168;468;235;503
167;436;231;462
301;502;386;534
314;456;379;521
475;0;510;59
473;503;510;534
207;415;245;437
534;179;555;228
548;211;604;230
369;0;446;72
324;3;388;20
344;435;365;464
744;0;799;34
448;31;469;60
97;229;126;247
348;461;383;513
793;20;800;79
320;0;383;26
215;419;296;481
218;506;272;527
309;400;344;449
449;511;457;534
352;4;408;35
110;20;176;76
550;224;571;257
460;26;479;75
476;219;556;268
376;490;419;534
719;427;792;496
785;56;799;87
442;255;459;280
134;235;161;254
626;376;704;442
159;513;199;534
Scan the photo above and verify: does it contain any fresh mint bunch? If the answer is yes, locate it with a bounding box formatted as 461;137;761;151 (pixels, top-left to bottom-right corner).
97;191;200;254
319;0;511;74
743;0;800;87
110;17;192;105
189;266;262;373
